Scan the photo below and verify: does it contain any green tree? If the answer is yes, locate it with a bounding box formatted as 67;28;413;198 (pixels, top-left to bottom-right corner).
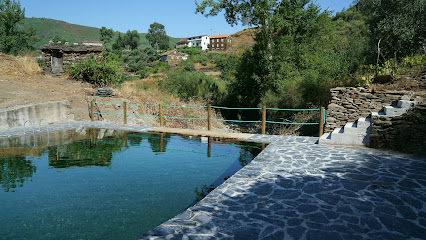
146;22;169;51
100;26;114;44
0;0;36;54
198;0;361;122
112;33;126;50
51;35;68;44
357;0;426;61
124;30;140;50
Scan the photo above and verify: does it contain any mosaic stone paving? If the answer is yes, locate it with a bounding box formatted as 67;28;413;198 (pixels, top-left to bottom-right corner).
141;136;426;240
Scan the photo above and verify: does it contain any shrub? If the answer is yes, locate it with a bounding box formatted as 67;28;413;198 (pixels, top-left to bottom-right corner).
180;59;195;72
152;61;169;73
66;53;123;87
179;46;203;56
161;71;225;101
136;67;154;78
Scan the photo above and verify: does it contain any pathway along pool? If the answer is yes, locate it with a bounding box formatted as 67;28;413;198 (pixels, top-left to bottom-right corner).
0;128;264;240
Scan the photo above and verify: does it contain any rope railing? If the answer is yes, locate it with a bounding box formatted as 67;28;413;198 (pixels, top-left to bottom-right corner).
211;106;262;110
163;105;207;109
89;101;326;136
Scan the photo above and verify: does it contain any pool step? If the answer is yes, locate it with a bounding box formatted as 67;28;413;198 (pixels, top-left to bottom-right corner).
319;118;371;146
320;100;418;147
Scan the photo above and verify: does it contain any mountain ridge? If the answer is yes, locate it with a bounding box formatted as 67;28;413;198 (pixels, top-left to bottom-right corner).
20;17;181;50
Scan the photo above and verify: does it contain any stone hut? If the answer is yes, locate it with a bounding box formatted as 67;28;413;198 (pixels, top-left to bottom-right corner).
41;43;104;75
160;49;189;66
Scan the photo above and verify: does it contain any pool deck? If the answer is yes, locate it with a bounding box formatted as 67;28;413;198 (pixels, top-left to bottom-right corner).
0;122;425;239
149;127;256;140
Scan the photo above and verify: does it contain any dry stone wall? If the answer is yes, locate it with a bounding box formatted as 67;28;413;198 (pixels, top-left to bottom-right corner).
369;104;426;155
325;87;417;132
42;52;102;74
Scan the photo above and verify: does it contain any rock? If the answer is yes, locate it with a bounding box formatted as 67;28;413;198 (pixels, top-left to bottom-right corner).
328;103;345;109
334;87;348;92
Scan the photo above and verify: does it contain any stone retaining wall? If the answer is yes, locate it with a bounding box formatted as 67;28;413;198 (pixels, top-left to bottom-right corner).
325;87;415;132
370;104;426;155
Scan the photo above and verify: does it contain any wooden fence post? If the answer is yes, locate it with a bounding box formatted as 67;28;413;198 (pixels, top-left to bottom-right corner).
319;107;325;137
90;101;94;121
123;102;127;124
262;106;266;135
159;104;164;127
208;104;212;131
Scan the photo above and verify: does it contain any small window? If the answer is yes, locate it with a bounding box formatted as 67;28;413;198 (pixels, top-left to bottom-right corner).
221;39;224;42
221;44;224;47
171;56;174;59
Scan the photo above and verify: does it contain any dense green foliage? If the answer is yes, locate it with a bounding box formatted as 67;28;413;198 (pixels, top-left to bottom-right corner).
100;26;114;45
123;47;159;72
146;22;169;51
0;0;36;54
196;0;365;117
112;30;140;50
194;0;426;123
66;53;124;87
357;0;426;61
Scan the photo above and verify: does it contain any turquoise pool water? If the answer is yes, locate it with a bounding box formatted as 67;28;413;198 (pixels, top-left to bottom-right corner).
0;129;263;240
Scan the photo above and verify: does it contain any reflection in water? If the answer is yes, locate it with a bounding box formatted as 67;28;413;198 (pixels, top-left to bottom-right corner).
0;128;265;239
0;129;265;193
147;133;171;153
0;157;36;192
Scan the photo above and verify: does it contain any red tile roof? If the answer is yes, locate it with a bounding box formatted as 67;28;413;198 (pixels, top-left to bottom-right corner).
176;38;187;44
210;34;230;39
161;49;175;56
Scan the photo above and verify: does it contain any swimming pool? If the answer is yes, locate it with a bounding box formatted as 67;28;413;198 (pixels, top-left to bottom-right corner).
0;128;263;240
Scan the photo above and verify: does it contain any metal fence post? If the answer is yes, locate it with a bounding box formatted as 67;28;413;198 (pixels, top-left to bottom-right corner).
319;107;325;137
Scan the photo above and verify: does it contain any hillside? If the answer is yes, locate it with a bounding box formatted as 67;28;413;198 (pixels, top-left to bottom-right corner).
230;27;257;54
20;18;180;50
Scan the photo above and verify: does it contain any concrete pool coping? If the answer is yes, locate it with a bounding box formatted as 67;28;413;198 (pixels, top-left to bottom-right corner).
0;121;424;240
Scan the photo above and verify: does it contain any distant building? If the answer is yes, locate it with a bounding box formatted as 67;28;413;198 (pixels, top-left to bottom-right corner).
83;41;103;46
161;49;189;66
209;34;232;51
41;43;104;75
176;35;210;51
176;38;188;49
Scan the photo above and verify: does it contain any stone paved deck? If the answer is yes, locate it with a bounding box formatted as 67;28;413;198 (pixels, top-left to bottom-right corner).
140;135;426;240
0;122;424;239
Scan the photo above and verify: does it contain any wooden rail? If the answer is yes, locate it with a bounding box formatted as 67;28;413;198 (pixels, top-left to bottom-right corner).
90;101;325;137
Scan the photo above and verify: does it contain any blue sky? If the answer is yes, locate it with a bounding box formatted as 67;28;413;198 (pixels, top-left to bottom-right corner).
20;0;354;38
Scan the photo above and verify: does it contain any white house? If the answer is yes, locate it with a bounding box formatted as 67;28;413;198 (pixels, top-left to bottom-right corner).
176;35;210;51
83;41;103;46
